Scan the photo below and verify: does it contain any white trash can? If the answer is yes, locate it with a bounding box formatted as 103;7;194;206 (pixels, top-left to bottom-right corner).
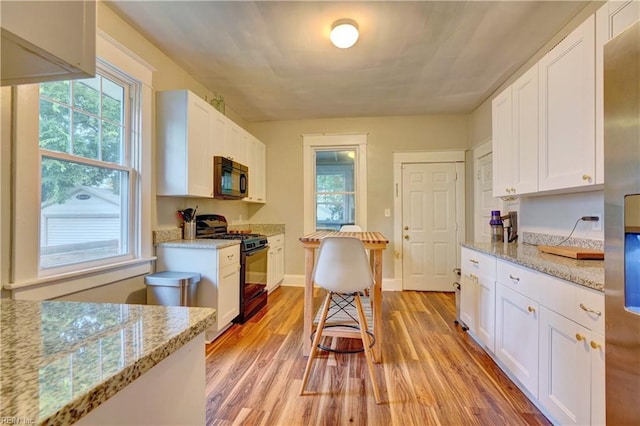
145;271;201;307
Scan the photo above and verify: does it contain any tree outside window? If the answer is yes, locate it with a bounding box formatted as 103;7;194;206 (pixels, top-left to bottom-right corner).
39;70;134;269
315;150;356;231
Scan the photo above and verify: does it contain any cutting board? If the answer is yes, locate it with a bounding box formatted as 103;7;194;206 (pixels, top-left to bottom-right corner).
537;245;604;260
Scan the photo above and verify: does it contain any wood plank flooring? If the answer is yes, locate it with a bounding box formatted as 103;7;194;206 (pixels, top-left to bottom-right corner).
205;286;550;426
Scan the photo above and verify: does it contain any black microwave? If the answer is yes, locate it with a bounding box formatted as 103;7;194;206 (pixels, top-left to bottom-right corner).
213;156;248;199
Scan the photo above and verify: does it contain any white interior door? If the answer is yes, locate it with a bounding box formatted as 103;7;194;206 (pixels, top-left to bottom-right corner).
402;163;458;291
474;143;503;242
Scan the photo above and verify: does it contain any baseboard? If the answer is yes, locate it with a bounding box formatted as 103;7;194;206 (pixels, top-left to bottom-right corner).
282;274;400;291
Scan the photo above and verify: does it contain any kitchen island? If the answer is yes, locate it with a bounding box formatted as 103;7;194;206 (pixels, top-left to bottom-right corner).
0;298;216;425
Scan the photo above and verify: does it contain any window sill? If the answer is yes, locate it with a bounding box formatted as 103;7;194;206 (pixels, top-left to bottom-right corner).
5;257;155;300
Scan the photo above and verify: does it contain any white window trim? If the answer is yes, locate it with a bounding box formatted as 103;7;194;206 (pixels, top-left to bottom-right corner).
303;133;368;234
8;33;155;299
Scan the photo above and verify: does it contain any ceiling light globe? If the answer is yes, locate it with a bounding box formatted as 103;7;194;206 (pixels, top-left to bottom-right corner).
330;20;359;49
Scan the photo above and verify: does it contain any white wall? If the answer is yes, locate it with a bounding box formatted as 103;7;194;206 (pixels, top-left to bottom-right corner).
520;190;604;241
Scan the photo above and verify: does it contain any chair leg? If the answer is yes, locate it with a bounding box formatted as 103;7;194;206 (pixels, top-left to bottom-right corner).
354;293;382;404
299;291;333;395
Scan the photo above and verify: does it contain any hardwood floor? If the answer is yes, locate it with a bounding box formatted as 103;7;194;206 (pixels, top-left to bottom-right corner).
205;286;550;426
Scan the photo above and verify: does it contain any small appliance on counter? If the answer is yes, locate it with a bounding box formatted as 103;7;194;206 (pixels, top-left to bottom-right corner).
489;210;518;243
196;214;268;323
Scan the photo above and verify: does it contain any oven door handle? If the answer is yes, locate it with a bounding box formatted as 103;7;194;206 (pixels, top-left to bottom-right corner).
245;245;269;256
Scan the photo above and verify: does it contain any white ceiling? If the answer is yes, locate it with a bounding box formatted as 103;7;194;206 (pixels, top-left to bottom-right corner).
106;1;589;122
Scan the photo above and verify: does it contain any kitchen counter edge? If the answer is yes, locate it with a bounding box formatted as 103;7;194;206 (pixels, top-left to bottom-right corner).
157;239;241;249
0;299;216;425
460;242;604;292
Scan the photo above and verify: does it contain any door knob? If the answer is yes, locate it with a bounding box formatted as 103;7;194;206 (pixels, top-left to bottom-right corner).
404;235;409;240
404;226;409;230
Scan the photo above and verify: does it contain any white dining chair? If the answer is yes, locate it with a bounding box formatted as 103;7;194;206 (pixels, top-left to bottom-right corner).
339;224;362;232
299;236;381;404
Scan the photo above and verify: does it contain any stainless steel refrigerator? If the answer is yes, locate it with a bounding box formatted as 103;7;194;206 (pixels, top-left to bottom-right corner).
604;19;640;425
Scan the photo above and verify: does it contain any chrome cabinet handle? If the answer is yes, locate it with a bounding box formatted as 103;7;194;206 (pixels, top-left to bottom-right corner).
469;259;479;265
509;274;520;282
579;303;602;316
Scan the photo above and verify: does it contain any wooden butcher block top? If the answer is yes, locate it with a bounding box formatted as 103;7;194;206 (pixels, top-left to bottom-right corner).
537;245;604;260
299;231;389;245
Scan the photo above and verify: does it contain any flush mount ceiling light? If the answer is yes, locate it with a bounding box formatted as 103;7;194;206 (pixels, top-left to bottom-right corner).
330;19;359;49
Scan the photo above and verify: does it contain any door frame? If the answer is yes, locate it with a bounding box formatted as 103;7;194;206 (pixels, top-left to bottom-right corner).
392;151;466;291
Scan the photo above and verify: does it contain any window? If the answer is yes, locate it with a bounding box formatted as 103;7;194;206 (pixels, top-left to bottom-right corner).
315;150;356;230
303;134;367;234
38;66;136;271
10;33;153;298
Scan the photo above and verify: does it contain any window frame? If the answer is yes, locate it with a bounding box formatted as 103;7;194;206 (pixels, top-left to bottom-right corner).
303;134;368;234
8;32;154;300
38;64;136;274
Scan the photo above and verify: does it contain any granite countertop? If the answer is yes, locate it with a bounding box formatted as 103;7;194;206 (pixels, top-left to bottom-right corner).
157;239;241;249
0;299;216;425
461;241;604;292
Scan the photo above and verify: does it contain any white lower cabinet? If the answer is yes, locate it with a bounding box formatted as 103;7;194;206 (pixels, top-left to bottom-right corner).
463;247;605;425
156;244;241;342
460;248;496;351
495;283;539;397
267;234;284;293
539;307;605;426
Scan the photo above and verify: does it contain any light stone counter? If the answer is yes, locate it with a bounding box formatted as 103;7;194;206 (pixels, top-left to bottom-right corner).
0;299;216;425
228;223;285;236
156;239;241;249
461;241;604;292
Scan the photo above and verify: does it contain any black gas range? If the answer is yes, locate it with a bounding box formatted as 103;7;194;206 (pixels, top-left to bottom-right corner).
195;214;268;323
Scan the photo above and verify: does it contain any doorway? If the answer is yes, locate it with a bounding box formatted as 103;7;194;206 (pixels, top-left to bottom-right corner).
393;151;465;292
473;139;503;242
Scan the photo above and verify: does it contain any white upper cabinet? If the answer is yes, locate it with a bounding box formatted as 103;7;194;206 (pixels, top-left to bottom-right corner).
492;87;513;198
492;66;539;197
244;135;266;203
209;107;227;159
596;1;640;184
1;0;96;86
538;15;596;192
157;91;213;197
222;122;248;166
157;89;268;201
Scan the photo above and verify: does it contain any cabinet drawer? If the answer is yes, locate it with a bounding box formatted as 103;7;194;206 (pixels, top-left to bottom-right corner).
218;245;240;269
574;285;605;335
496;260;541;300
268;234;284;247
461;248;496;278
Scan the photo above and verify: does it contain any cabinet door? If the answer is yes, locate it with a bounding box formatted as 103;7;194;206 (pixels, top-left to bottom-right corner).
495;283;539;396
512;65;539;195
276;245;284;283
595;1;640;184
460;274;476;331
539;307;591;425
1;0;96;86
476;273;495;352
538;15;596;191
210;108;227;158
217;263;240;331
157;91;213;197
590;331;605;426
255;140;267;203
187;94;213;197
492;87;514;197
